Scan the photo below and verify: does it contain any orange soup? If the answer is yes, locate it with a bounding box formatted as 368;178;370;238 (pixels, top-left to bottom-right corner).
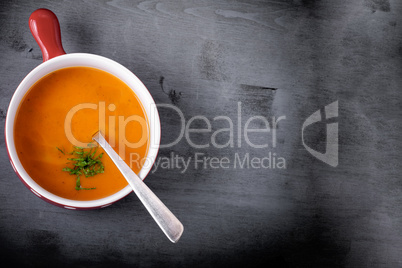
14;67;149;200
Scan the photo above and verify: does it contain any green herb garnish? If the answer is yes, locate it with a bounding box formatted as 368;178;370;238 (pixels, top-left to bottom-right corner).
56;146;65;155
58;144;104;190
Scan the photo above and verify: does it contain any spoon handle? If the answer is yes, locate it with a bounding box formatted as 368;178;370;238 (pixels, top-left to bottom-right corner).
93;132;183;243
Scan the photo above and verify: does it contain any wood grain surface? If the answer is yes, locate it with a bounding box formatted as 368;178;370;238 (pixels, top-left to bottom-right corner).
0;0;401;267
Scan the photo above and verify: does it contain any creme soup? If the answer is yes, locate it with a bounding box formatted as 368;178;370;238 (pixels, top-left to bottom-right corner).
14;67;149;200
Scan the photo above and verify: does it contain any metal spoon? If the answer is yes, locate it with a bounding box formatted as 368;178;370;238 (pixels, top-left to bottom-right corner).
92;131;183;243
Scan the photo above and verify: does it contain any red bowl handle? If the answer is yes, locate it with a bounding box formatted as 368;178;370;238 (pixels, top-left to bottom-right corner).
29;8;66;62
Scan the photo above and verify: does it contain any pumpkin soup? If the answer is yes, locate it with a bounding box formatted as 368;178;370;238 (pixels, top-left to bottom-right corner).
14;67;149;201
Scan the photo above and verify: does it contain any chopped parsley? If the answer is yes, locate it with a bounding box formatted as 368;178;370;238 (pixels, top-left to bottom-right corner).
58;144;104;190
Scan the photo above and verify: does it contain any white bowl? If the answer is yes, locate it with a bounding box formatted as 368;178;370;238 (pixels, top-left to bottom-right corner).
5;53;161;209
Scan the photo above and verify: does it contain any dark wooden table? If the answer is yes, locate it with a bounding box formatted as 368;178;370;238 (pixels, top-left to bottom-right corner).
1;0;401;267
